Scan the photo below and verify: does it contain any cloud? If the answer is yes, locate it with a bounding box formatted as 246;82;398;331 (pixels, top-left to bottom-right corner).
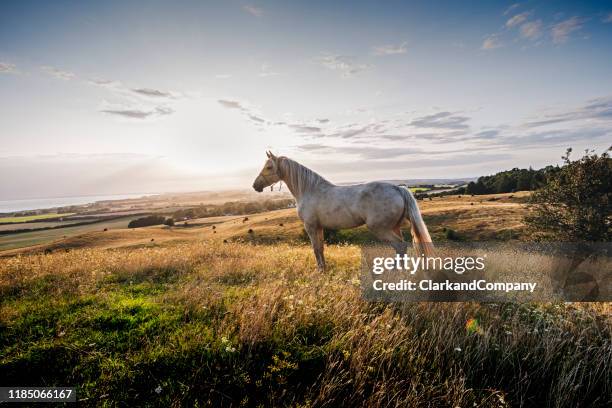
604;13;612;23
297;143;329;151
317;118;330;123
504;3;522;16
551;16;585;44
506;11;531;27
297;144;421;160
242;4;263;17
377;134;413;141
315;55;370;77
90;79;178;100
218;99;247;110
289;124;322;134
215;74;232;79
310;153;512;177
501;127;611;149
88;78;119;87
258;64;280;77
481;34;502;50
248;114;266;123
325;123;382;139
0;153;204;200
40;65;75;80
519;20;542;40
88;79;180;118
342;146;422;160
372;42;408;56
100;106;174;119
523;96;612;127
217;98;272;127
131;88;173;98
0;62;18;74
474;130;500;139
409;111;470;130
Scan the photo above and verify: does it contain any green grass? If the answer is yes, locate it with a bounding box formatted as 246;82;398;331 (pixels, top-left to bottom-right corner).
1;242;610;407
0;213;75;223
410;187;431;193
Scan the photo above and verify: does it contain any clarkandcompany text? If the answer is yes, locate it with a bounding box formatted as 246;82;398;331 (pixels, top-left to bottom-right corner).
372;279;537;293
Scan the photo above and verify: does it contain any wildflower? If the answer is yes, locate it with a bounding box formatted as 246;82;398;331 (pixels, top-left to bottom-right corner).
221;336;229;344
154;386;162;394
466;318;481;334
225;345;236;353
454;347;462;352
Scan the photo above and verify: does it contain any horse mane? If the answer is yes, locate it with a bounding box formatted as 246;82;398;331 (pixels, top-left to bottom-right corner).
278;157;331;199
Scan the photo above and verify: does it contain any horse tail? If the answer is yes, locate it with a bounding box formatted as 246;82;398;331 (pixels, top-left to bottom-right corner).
397;186;434;257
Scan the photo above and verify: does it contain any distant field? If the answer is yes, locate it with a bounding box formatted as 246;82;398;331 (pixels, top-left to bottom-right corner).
0;192;531;256
0;220;83;232
410;187;431;192
0;216;139;251
0;212;75;223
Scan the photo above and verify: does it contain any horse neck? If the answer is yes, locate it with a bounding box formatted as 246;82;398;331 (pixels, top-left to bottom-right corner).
278;158;331;201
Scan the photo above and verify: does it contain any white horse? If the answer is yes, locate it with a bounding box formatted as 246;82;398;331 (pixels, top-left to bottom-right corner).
252;151;433;271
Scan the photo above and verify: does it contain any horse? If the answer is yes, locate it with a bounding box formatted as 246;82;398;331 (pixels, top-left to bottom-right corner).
252;151;433;271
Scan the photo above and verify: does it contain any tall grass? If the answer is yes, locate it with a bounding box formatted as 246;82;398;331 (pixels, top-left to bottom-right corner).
1;242;610;407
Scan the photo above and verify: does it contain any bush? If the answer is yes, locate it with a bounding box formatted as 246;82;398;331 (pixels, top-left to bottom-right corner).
525;147;611;241
128;215;166;228
444;228;461;241
164;218;175;227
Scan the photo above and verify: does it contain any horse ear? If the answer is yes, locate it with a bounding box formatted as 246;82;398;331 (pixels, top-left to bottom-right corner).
266;150;271;158
267;151;278;161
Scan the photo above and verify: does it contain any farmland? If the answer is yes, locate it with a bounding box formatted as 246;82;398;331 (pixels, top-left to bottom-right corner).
0;212;75;223
0;192;529;255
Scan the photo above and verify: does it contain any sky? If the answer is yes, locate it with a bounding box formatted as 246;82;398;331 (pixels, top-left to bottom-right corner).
1;0;611;200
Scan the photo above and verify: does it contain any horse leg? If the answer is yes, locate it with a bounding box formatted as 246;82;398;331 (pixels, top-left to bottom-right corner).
305;223;325;272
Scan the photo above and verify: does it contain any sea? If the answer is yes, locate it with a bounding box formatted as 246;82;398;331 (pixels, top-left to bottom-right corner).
0;193;156;213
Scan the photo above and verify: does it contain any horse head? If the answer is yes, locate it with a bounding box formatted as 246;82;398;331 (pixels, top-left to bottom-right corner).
252;151;281;192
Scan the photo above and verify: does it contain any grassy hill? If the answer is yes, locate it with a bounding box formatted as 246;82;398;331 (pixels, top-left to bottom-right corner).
1;191;609;406
0;192;530;256
1;240;610;406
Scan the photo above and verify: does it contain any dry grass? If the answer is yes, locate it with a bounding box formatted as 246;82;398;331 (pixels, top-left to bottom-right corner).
0;193;530;256
1;239;610;407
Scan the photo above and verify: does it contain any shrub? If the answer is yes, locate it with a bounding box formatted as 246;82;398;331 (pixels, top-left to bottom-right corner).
444;228;460;241
128;215;166;228
525;147;611;241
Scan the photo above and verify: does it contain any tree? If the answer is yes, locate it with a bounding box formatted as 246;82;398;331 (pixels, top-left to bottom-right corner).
128;215;166;228
164;218;175;227
516;169;533;191
525;147;611;241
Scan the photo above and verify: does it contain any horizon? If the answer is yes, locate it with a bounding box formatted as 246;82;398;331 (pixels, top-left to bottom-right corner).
2;0;612;200
1;174;475;209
